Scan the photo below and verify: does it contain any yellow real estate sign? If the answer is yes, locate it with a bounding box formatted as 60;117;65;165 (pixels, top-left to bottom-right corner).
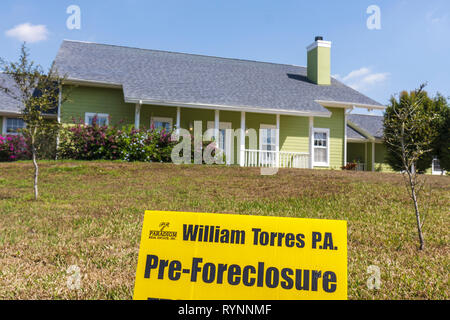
133;210;347;300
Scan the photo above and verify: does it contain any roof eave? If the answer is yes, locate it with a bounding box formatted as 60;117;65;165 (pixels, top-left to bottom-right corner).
63;78;123;89
316;100;386;110
126;97;332;118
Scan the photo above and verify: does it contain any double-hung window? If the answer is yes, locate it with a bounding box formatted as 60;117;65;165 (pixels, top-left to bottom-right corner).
260;124;277;166
4;118;26;135
312;128;329;167
85;113;109;126
151;117;173;131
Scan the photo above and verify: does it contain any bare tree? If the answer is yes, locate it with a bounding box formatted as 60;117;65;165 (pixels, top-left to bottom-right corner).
383;84;439;250
0;43;67;200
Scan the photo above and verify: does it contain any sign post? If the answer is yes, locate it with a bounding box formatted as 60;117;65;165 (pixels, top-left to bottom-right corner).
134;210;347;300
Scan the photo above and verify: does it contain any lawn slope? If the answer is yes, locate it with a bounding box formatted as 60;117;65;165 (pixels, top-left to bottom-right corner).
0;161;448;299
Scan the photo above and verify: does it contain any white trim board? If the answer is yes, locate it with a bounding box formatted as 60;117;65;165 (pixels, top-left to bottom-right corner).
311;127;330;167
151;116;173;130
85;112;109;125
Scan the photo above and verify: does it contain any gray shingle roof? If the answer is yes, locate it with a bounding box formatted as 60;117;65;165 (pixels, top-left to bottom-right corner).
347;125;368;140
348;114;384;139
53;40;383;115
0;73;23;114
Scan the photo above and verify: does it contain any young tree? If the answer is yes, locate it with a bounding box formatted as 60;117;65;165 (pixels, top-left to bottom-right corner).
383;84;440;250
0;43;67;200
384;90;448;173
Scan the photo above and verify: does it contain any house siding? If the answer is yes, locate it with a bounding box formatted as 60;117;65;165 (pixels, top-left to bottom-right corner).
347;142;366;164
0;116;3;134
280;115;309;153
140;105;177;129
245;112;276;150
61;86;135;125
314;107;345;169
374;143;394;172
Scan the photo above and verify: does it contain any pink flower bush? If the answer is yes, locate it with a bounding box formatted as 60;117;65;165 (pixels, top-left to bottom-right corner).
57;116;177;162
0;135;30;162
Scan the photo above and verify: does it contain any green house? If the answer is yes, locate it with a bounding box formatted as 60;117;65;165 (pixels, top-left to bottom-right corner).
1;36;391;169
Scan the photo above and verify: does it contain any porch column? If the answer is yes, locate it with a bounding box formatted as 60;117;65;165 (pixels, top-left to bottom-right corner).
276;114;280;167
372;142;375;172
309;116;314;169
176;107;181;135
240;111;246;166
214;110;220;142
135;102;142;129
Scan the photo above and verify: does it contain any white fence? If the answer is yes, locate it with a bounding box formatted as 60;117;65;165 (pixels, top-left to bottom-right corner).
244;150;310;169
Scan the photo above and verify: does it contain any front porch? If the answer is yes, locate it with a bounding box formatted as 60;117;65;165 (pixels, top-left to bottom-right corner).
133;103;333;169
347;140;389;172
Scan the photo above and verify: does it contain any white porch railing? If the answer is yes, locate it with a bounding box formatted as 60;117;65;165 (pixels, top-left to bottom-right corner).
244;149;310;169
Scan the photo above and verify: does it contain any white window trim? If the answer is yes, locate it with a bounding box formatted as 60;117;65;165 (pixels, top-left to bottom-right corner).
432;157;445;175
312;127;330;167
2;117;26;135
207;121;233;164
207;121;232;131
151;116;173;130
85;112;109;125
259;124;277;151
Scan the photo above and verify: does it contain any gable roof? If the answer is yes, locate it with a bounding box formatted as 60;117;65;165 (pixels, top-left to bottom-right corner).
347;124;368;140
0;73;23;115
53;40;384;116
348;114;384;140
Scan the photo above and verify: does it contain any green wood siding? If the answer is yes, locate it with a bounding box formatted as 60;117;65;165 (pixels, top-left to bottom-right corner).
245;112;276;150
0;116;2;134
140;105;177;129
280;115;309;153
374;143;394;172
179;107;215;133
375;143;387;163
314;107;345;169
347;142;366;163
367;142;374;171
61;86;135;126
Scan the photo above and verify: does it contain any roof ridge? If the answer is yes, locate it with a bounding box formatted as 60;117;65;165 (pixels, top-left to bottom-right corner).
62;39;306;69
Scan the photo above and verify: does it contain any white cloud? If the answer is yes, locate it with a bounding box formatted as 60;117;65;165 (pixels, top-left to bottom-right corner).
341;67;371;82
426;11;448;25
334;67;389;91
5;23;49;43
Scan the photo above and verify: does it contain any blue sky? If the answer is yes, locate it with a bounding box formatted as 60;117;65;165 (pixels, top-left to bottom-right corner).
0;0;449;115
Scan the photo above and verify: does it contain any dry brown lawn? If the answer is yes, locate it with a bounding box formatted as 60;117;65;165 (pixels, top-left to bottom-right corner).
0;161;448;299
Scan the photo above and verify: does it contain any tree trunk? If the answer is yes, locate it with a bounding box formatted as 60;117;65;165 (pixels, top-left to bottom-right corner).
408;164;425;250
411;185;425;250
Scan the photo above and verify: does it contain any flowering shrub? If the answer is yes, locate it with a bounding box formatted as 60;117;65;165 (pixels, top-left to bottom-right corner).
117;126;176;162
0;135;30;162
341;162;358;171
58;117;177;162
58;117;122;160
